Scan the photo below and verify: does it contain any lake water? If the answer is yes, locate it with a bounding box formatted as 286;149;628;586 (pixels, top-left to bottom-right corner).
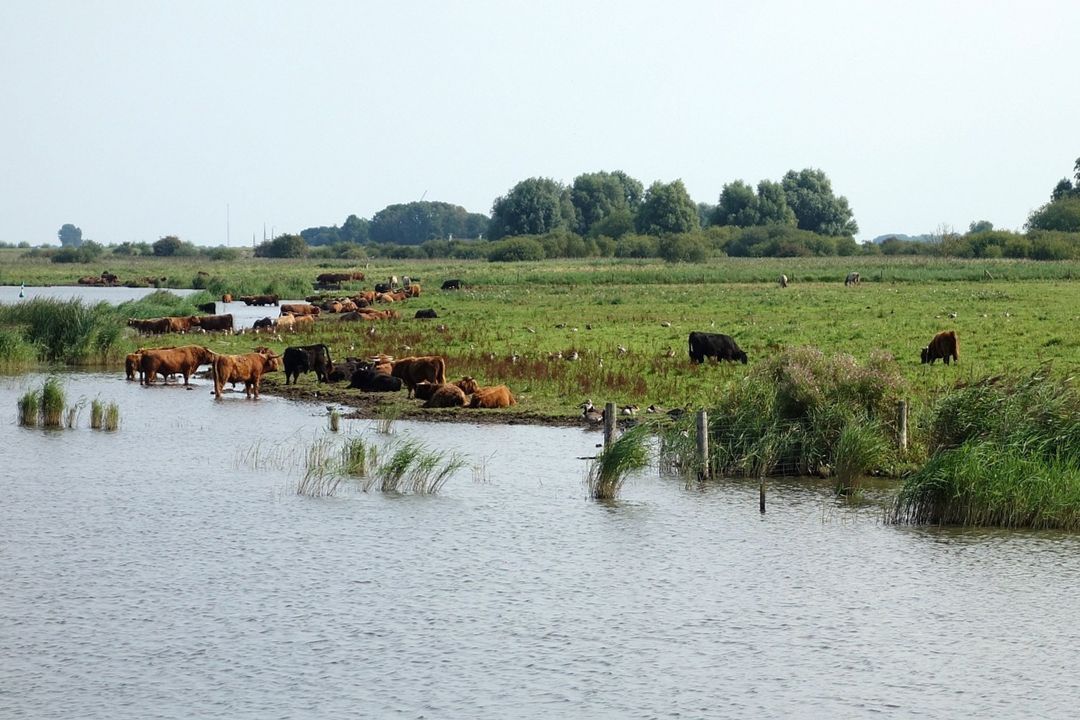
3;370;1080;719
3;285;1079;716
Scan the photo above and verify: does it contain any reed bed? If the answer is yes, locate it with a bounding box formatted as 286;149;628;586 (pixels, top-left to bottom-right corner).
587;423;652;500
0;298;124;365
892;370;1080;529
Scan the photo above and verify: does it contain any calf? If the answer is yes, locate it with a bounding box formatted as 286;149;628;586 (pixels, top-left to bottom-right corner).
921;331;959;365
688;331;748;364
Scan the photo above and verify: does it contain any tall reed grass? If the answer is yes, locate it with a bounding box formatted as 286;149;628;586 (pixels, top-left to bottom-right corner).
17;389;38;426
91;399;104;429
40;376;66;428
663;347;904;479
587;424;652;500
0;298;125;365
892;370;1080;529
104;402;120;431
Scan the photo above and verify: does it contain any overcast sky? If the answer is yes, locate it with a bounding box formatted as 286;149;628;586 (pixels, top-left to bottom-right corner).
2;0;1077;246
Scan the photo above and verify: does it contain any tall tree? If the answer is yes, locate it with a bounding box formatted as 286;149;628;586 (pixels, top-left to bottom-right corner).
636;180;700;236
370;201;488;244
570;170;644;236
488;178;576;240
781;168;859;236
713;180;760;227
57;223;82;247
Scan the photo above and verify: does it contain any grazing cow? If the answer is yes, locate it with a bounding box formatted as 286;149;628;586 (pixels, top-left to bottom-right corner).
441;278;462;290
222;293;233;303
212;350;281;399
351;368;404;392
422;383;468;408
196;301;216;314
192;313;234;333
391;356;448;398
921;330;959;365
688;331;748;364
127;317;171;335
166;316;195;334
779;274;788;288
282;344;334;384
253;317;274;331
414;308;438;319
845;272;861;286
374;282;392;294
140;345;215;386
125;352;142;381
470;385;516;408
280;303;320;317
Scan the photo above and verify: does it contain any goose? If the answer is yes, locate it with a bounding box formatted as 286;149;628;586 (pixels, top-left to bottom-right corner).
580;400;605;424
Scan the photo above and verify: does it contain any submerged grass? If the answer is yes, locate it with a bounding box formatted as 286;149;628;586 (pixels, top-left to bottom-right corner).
892;370;1080;529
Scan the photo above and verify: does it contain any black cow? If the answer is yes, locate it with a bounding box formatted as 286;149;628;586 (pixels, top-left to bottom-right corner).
253;317;274;331
688;331;748;364
327;358;361;382
196;301;216;314
414;308;438;319
282;344;333;384
440;279;462;290
374;282;392;293
350;367;404;392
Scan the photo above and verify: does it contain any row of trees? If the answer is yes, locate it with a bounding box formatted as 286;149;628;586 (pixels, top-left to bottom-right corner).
293;167;859;247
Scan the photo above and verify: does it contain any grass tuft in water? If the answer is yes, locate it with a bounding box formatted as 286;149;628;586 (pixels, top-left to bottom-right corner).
17;389;38;427
104;402;120;431
40;376;66;428
832;420;891;496
91;399;104;429
328;409;341;432
588;424;652;500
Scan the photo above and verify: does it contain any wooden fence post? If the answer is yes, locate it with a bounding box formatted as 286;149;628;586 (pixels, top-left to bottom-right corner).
759;478;766;514
604;402;617;448
696;409;709;480
897;400;908;453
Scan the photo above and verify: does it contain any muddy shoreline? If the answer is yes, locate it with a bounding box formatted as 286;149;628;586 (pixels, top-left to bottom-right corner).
259;376;587;428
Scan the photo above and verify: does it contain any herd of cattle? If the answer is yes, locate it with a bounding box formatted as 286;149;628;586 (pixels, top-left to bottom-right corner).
122;270;959;414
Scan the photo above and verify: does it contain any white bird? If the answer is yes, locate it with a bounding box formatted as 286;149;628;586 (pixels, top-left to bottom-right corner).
617;345;628;356
566;351;579;361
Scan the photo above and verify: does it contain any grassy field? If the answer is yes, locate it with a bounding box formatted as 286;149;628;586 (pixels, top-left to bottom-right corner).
3;253;1078;417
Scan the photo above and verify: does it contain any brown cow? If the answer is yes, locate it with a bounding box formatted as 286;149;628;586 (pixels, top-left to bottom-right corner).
339;309;397;321
192;313;234;332
222;293;233;303
470;385;517;408
280;303;320;316
212;350;281;399
422;383;468;408
241;294;280;306
413;381;439;401
454;376;479;395
391;356;447;398
921;331;959;365
140;345;215;386
127;317;162;334
167;316;195;333
406;284;421;298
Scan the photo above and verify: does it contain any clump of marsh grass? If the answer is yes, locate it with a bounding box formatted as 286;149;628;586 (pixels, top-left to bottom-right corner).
892;369;1080;529
297;438;346;497
662;347;906;479
0;298;124;364
90;399;104;429
17;389;38;426
587;424;652;500
365;439;464;494
104;402;120;431
328;408;341;432
832;420;891;496
0;329;38;370
375;405;401;435
40;376;66;428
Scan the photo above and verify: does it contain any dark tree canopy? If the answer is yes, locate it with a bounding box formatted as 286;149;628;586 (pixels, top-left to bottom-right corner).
58;223;83;247
781;168;859;236
570;170;644;237
152;235;183;256
488;178;576;240
636;179;700;236
255;234;308;258
1027;197;1080;233
370;201;488;245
